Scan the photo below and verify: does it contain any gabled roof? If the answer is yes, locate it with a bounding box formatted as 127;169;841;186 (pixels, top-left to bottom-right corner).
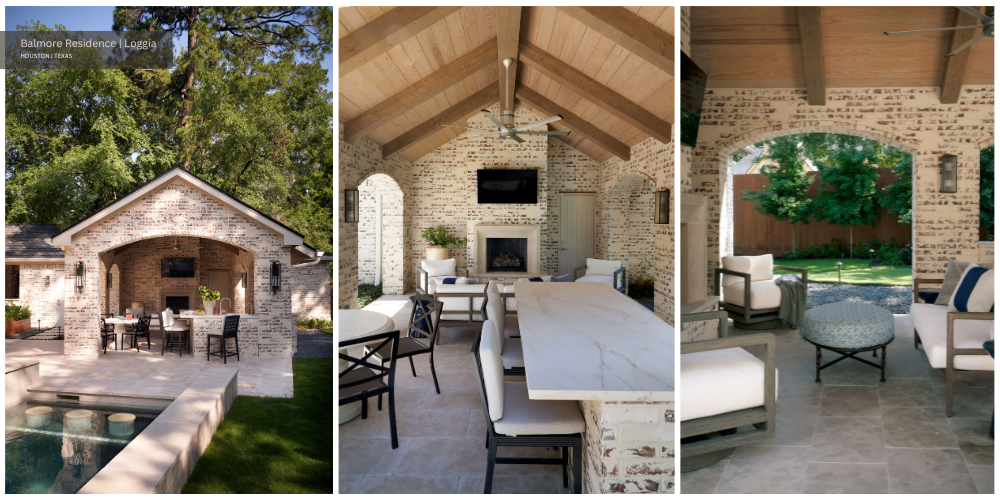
49;167;306;248
5;224;64;260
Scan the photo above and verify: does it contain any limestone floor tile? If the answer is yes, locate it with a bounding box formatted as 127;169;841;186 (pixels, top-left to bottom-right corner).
437;327;479;346
357;474;461;494
394;409;474;438
815;356;883;386
948;418;995;466
492;445;564;476
968;464;994;494
467;410;488;439
338;437;408;476
777;376;825;407
802;462;890;494
417;387;483;411
877;378;940;408
427;345;477;372
933;385;994;419
430;369;480;391
886;448;978;494
679;460;728;494
339;475;363;493
394;437;489;476
926;366;987;388
882;351;933;380
458;474;564;494
809;416;886;464
881;407;958;448
766;405;818;447
713;446;811;494
818;386;881;417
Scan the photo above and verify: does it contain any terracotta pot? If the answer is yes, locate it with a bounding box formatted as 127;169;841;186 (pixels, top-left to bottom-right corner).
426;246;449;261
5;318;31;337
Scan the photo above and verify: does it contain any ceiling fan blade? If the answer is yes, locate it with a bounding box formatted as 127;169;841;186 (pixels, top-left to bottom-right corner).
481;109;508;133
884;25;985;35
946;30;986;56
956;6;993;24
512;115;564;132
514;130;571;136
508;133;525;144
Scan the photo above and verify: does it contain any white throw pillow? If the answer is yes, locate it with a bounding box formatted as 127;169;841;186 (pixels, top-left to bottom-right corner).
721;255;774;287
479;319;505;422
584;258;621;277
422;259;456;277
948;263;994;313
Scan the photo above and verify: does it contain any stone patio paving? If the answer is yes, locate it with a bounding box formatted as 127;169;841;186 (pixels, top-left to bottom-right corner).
681;315;994;494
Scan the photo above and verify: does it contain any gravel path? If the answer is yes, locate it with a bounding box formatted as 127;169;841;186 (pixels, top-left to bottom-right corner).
775;274;913;314
294;329;333;358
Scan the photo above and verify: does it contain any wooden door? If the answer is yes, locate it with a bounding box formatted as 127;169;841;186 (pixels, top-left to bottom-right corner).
559;193;596;276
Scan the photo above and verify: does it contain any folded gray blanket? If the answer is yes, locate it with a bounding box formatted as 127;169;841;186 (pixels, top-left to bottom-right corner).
777;280;808;328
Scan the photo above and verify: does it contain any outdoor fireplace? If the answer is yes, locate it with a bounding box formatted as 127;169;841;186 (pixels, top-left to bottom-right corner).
486;238;528;272
165;296;189;314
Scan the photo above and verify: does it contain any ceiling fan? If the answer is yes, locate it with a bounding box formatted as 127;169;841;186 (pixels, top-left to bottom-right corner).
170;237;201;251
884;6;994;57
440;57;571;143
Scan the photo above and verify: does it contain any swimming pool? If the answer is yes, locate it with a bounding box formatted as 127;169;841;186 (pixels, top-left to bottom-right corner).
5;401;161;494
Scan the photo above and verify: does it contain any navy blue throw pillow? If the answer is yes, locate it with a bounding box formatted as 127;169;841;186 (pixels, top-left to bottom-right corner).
552;273;573;282
529;277;544;282
409;296;433;338
442;277;457;285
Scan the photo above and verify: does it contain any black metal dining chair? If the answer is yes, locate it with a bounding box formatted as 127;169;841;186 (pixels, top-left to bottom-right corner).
364;293;443;400
99;317;117;354
340;329;401;448
121;315;152;352
207;315;241;363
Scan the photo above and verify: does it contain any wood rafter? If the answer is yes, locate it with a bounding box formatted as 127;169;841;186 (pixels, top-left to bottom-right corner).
382;83;499;159
557;7;674;77
796;7;826;105
514;84;631;161
339;6;460;77
343;38;497;143
496;7;522;112
940;6;984;104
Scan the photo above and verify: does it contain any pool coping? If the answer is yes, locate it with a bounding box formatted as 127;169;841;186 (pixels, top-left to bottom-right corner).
76;365;239;494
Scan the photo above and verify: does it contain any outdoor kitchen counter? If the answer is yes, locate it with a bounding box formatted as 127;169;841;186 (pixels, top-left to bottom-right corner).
177;314;260;357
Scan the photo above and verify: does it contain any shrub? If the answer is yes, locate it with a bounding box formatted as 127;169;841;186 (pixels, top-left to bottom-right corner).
358;282;383;309
5;304;31;323
420;225;468;248
854;236;912;266
296;315;332;330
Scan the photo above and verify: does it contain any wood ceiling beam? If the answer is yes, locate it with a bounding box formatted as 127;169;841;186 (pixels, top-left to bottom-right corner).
557;7;674;77
343;38;497;143
496;7;522;112
382;83;499;159
795;7;826;106
339;6;460;77
940;6;983;104
518;38;672;145
514;84;631;161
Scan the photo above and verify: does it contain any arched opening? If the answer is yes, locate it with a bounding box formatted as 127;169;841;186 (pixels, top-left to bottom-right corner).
358;173;405;295
606;173;656;309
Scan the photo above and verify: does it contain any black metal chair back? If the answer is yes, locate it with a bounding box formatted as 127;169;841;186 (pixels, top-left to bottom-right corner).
135;315;151;333
222;314;240;338
340;329;401;448
408;293;443;347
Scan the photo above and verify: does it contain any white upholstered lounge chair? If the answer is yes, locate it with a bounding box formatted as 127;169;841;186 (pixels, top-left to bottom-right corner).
573;258;626;294
714;254;807;329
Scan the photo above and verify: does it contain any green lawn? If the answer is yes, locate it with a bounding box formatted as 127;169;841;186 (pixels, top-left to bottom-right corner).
318;327;332;335
772;258;912;286
183;358;333;494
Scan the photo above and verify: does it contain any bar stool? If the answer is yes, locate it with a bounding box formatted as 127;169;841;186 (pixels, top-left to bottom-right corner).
159;309;189;357
207;315;241;363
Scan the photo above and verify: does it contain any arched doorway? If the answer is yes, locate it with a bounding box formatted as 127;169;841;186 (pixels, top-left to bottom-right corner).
358;174;404;295
606;173;656;303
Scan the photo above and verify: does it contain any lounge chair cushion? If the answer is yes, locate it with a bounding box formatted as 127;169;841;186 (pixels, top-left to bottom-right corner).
436;284;486;321
680;347;778;422
576;274;615;286
493;381;585;436
422;258;456;277
947;264;994;313
723;280;782;309
721;254;774;287
480;319;505;421
910;302;994;371
584;258;621;277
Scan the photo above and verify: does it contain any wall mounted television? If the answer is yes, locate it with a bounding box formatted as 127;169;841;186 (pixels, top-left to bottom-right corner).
477;169;538;204
680;51;708;148
161;258;195;278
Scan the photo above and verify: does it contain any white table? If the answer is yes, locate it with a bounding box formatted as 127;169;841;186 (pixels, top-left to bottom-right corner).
514;282;675;401
104;317;138;351
339;310;395;424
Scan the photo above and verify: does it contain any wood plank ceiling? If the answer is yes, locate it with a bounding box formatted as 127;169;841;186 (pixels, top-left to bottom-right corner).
340;6;675;163
690;6;994;97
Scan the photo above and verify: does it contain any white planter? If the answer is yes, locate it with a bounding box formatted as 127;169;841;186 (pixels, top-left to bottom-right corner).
203;300;218;314
426;246;449;261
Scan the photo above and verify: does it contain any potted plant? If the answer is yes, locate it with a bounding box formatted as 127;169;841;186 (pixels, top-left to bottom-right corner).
420;225;468;260
198;285;222;315
5;303;32;337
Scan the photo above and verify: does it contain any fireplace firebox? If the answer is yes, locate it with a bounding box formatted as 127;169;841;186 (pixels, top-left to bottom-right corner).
165;296;190;314
486;238;528;273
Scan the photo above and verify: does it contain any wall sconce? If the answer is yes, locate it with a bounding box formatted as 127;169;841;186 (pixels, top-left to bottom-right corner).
106;273;112;289
940;155;958;193
75;262;85;292
655;189;670;224
344;188;359;223
270;261;281;294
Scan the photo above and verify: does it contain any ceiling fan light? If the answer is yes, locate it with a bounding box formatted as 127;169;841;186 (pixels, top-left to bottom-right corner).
500;110;515;128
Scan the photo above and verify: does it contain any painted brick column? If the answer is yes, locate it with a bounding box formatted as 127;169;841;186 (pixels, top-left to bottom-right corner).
63;252;102;359
581;400;676;494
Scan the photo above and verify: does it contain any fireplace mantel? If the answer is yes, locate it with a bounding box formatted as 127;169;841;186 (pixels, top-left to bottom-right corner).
472;224;541;277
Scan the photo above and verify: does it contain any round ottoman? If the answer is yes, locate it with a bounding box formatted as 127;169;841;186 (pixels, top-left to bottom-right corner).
800;302;895;383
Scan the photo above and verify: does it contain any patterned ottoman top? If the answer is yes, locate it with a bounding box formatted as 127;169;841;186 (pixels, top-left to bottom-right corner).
800;302;895;349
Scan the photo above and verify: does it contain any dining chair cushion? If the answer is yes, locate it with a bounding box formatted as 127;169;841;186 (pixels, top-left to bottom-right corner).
584;258;621;277
723;280;782;309
576;274;615;286
500;284;516;312
680;347;778;422
486;291;506;351
163;324;189;332
493;381;585;436
480;319;505;422
487;280;501;295
161;309;174;327
501;338;524;369
721;254;774;287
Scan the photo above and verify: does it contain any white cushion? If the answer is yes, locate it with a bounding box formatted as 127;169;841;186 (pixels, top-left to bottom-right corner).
585;258;621;277
479;319;505;422
422;259;456;277
487;280;501;295
436;284;486;321
161;309;174;328
910;302;994;371
493;381;585;436
500;284;517;312
518;276;552;282
724;280;782;309
948;264;994;313
427;276;458;294
680;347;778;422
486;291;506;351
721;254;774;287
576;275;615;286
501;338;524;369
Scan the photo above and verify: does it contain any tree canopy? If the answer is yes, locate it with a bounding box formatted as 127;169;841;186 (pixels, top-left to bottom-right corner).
813;146;882;256
740;135;813;253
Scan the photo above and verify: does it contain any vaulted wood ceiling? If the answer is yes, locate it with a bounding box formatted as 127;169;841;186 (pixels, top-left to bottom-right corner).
339;6;675;163
690;6;994;104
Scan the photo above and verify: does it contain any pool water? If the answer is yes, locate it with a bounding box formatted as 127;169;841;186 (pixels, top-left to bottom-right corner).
5;401;160;494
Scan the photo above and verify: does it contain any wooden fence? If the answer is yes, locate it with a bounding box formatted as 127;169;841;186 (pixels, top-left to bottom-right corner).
733;168;912;256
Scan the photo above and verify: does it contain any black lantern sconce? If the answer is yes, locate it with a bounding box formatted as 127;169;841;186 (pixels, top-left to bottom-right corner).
270;260;281;294
655;189;670;224
344;188;359;223
75;261;85;292
940;155;958;193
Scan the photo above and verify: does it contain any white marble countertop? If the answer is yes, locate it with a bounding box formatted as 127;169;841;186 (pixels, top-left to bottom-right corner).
177;313;258;320
515;282;674;401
